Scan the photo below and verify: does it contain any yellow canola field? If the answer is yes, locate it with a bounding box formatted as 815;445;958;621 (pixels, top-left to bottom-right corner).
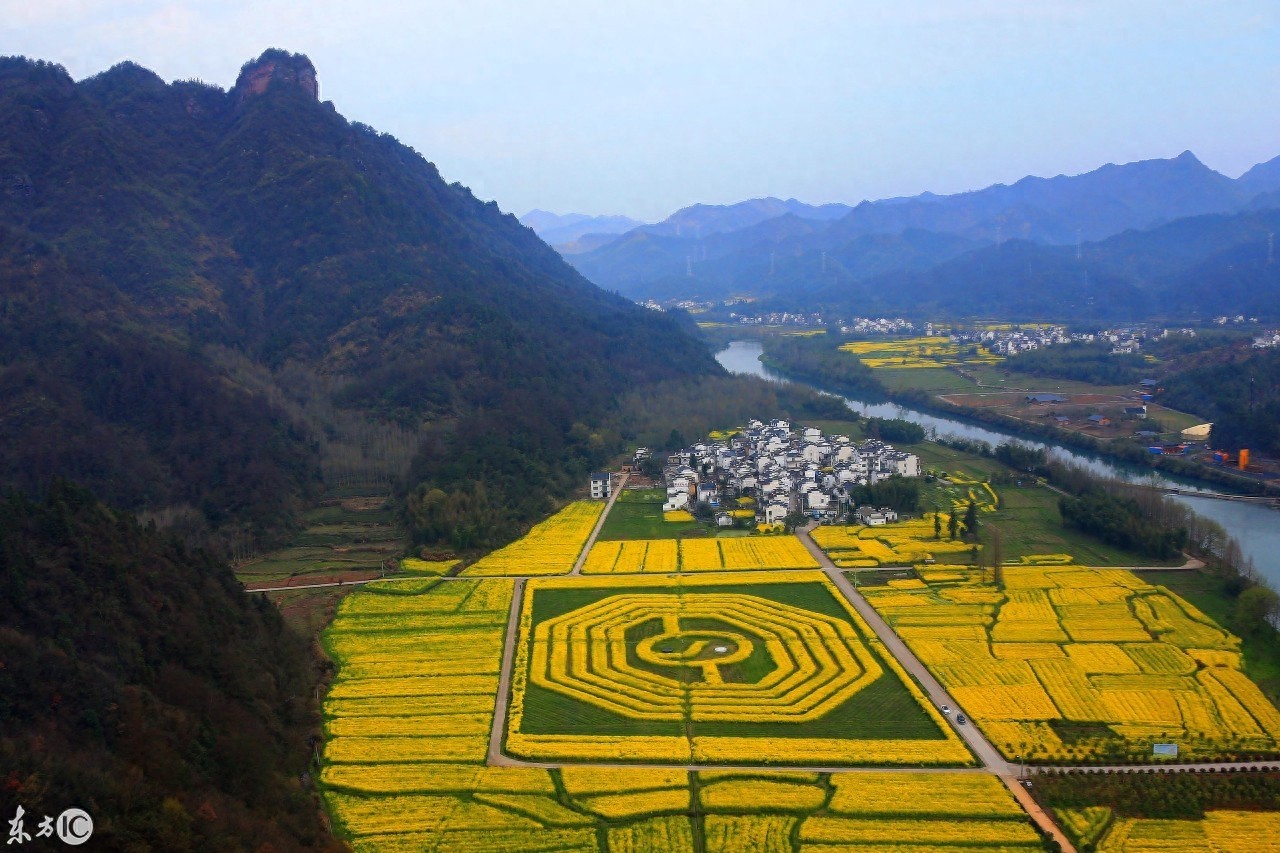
1095;810;1280;852
398;557;460;575
813;517;983;567
462;501;602;576
839;336;1004;370
317;509;1040;848
582;535;816;573
863;564;1280;763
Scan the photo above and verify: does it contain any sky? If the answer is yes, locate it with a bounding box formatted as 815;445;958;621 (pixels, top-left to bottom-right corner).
8;0;1280;221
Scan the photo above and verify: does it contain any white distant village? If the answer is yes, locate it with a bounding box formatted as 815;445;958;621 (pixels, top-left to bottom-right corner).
617;418;922;528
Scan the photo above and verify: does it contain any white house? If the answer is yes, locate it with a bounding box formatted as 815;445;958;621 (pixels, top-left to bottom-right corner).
589;472;611;499
764;502;790;523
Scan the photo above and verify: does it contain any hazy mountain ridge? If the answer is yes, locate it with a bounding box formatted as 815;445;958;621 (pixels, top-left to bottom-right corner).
566;151;1280;306
519;209;644;247
797;206;1280;320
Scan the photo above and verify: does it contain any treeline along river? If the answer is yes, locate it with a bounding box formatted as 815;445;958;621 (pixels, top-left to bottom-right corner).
716;340;1280;584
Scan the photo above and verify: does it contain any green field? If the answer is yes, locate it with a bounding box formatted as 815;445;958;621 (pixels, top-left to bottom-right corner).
911;442;1183;567
599;495;709;540
875;367;978;393
518;580;946;744
236;499;404;583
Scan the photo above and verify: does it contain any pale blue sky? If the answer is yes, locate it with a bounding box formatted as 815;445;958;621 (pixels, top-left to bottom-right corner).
8;0;1280;220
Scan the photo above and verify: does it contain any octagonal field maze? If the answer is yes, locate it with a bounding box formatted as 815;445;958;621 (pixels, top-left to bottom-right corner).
507;571;973;766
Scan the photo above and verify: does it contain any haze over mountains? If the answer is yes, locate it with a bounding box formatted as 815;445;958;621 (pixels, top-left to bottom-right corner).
519;209;644;248
559;151;1280;318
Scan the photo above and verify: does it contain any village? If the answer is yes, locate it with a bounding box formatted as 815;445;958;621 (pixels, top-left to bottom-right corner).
597;418;923;529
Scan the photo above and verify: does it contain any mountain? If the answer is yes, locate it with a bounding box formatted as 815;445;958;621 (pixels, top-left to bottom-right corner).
1238;154;1280;198
799;206;1280;320
568;151;1274;304
641;196;853;239
569;214;977;302
0;50;720;548
519;209;644;247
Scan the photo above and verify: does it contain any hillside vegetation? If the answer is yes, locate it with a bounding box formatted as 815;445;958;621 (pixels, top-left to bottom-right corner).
0;484;337;849
0;50;718;550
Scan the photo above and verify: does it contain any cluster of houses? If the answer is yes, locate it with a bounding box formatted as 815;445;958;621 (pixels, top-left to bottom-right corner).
651;419;921;525
1253;332;1280;349
838;317;918;336
949;324;1203;357
729;311;827;328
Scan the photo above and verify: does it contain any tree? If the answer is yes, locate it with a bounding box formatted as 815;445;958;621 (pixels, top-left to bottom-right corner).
988;523;1005;589
783;511;808;534
1233;586;1280;636
964;499;979;540
947;511;958;541
933;508;941;540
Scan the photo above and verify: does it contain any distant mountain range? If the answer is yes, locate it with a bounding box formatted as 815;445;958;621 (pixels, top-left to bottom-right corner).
559;151;1280;317
519;209;645;248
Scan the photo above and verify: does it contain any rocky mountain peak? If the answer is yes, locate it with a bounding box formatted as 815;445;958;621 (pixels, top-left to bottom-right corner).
232;49;317;103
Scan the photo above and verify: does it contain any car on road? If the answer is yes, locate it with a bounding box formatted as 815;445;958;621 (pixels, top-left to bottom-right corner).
956;713;966;724
940;704;950;715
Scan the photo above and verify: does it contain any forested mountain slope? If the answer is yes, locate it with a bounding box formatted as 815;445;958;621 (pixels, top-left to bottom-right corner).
0;484;338;849
0;50;719;546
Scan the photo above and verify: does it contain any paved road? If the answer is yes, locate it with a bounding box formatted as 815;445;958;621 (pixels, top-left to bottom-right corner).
795;523;1087;849
571;472;628;575
795;523;1014;775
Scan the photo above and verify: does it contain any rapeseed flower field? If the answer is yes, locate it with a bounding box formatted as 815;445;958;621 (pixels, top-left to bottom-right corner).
461;501;602;576
317;521;1043;850
862;563;1280;763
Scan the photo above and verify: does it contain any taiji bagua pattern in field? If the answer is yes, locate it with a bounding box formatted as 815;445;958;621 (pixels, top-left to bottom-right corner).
530;592;881;723
506;571;974;766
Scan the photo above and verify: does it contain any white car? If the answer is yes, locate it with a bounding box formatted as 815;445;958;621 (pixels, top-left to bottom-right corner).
940;704;951;715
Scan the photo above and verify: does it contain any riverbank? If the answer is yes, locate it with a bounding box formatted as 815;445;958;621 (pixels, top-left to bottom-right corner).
720;339;1280;585
758;350;1274;497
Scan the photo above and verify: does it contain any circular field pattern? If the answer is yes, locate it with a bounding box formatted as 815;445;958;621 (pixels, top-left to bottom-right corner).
530;593;882;723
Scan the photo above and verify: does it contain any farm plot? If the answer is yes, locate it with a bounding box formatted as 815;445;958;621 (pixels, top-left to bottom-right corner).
862;564;1280;763
507;571;972;766
813;517;982;568
839;336;1004;370
581;535;819;573
319;550;1041;848
461;501;602;576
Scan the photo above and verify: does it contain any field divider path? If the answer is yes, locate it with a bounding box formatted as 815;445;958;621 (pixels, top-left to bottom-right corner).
571;471;628;576
488;577;527;767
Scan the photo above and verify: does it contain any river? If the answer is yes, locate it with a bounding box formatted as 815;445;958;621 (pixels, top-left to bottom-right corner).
717;339;1280;582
